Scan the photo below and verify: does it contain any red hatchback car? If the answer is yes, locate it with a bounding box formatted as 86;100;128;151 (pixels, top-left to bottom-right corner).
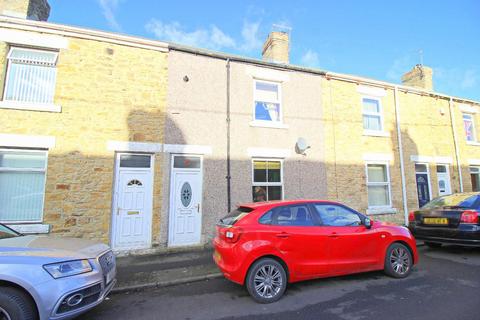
213;200;418;303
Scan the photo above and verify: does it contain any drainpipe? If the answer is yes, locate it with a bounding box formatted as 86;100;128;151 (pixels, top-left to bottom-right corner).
226;58;232;212
394;86;409;226
449;97;463;192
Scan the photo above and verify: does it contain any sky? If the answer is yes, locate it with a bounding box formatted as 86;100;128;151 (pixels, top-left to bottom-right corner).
48;0;480;101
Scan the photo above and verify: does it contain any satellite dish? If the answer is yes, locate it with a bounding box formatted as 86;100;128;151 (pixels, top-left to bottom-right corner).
295;137;310;155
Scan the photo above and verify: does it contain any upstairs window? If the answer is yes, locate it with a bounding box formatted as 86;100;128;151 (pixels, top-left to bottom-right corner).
0;150;47;222
463;113;476;142
362;97;383;132
4;47;58;105
254;80;282;123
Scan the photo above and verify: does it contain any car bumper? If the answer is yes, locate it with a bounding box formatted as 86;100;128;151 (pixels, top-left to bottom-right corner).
212;238;244;285
35;252;117;320
409;223;480;247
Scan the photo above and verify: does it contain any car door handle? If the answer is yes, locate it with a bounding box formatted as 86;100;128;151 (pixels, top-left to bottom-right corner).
276;232;291;238
328;232;339;238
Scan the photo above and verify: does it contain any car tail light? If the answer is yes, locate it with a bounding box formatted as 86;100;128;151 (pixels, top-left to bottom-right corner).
408;211;415;222
223;227;243;243
460;210;479;224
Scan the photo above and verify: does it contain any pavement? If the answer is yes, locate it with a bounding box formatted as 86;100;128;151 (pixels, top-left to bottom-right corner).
113;240;425;293
113;247;221;293
82;244;480;320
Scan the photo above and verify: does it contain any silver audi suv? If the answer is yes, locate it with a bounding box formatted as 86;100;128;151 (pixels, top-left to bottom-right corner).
0;223;116;320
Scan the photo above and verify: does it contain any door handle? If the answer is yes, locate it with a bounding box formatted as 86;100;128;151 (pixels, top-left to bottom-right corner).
276;232;290;238
328;232;339;238
196;203;200;213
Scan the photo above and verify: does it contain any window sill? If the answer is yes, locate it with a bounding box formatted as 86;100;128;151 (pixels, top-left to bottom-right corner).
363;130;390;137
466;141;480;146
249;121;289;129
0;101;61;113
4;223;50;234
366;207;397;215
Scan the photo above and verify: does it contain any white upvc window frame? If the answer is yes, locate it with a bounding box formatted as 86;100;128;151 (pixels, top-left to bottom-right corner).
365;161;392;210
362;96;385;135
462;113;477;143
250;79;287;129
251;158;284;201
0;148;48;223
1;46;60;113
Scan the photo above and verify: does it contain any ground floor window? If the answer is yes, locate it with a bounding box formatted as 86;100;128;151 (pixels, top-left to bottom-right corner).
252;159;283;202
366;163;391;208
0;150;47;222
470;166;480;192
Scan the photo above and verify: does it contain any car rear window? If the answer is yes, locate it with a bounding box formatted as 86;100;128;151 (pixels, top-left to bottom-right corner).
218;207;253;226
422;194;479;209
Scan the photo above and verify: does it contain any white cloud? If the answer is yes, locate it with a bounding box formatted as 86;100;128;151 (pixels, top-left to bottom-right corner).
146;19;264;53
461;69;478;89
98;0;123;32
301;49;320;67
386;54;416;81
435;67;479;91
239;21;262;52
145;20;236;50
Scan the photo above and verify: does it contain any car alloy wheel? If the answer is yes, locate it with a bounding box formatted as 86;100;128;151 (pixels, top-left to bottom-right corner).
246;258;287;303
384;243;413;278
254;264;283;299
390;246;410;275
0;307;12;320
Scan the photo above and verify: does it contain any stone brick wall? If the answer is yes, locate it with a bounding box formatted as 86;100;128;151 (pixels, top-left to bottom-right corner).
0;34;168;245
322;76;480;225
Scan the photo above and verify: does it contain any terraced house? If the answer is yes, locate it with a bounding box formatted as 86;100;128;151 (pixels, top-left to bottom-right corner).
1;0;479;253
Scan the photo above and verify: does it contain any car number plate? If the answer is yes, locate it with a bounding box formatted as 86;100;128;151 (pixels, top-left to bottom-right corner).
424;217;448;225
106;269;116;285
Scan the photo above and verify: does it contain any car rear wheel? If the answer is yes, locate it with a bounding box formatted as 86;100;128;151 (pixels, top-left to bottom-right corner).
424;241;442;248
246;258;287;303
384;243;413;278
0;287;37;320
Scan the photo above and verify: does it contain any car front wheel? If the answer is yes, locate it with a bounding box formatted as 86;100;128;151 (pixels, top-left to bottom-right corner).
246;258;287;303
384;243;413;278
0;287;37;320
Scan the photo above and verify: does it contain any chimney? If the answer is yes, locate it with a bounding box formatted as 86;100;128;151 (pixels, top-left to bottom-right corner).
0;0;50;21
401;64;433;91
262;31;289;64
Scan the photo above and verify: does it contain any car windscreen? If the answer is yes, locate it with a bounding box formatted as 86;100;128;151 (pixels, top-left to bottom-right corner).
422;194;479;209
0;224;20;240
218;207;254;226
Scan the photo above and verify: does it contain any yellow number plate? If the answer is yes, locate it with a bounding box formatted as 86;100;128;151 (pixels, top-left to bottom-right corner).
424;217;448;225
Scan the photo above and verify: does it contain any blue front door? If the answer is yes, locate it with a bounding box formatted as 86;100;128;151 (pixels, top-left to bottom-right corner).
416;173;430;207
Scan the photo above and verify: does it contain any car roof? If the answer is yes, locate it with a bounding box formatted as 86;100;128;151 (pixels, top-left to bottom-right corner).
238;199;341;209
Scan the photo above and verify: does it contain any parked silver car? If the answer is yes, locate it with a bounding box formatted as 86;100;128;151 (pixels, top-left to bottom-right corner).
0;223;116;320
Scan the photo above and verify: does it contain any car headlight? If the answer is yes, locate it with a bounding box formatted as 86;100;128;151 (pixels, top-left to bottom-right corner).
43;260;93;279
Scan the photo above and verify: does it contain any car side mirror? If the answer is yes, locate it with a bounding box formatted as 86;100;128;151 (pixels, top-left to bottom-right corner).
364;218;372;229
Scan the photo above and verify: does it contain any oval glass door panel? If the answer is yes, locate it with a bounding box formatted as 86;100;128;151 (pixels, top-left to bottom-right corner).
181;182;192;207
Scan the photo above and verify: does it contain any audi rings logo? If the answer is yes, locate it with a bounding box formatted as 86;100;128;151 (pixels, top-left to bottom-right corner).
66;293;84;307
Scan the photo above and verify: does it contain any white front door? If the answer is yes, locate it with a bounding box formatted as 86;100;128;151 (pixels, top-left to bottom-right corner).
436;164;452;196
112;154;153;250
169;155;202;246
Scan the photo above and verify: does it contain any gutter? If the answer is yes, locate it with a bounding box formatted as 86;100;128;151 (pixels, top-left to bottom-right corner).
394;86;409;225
